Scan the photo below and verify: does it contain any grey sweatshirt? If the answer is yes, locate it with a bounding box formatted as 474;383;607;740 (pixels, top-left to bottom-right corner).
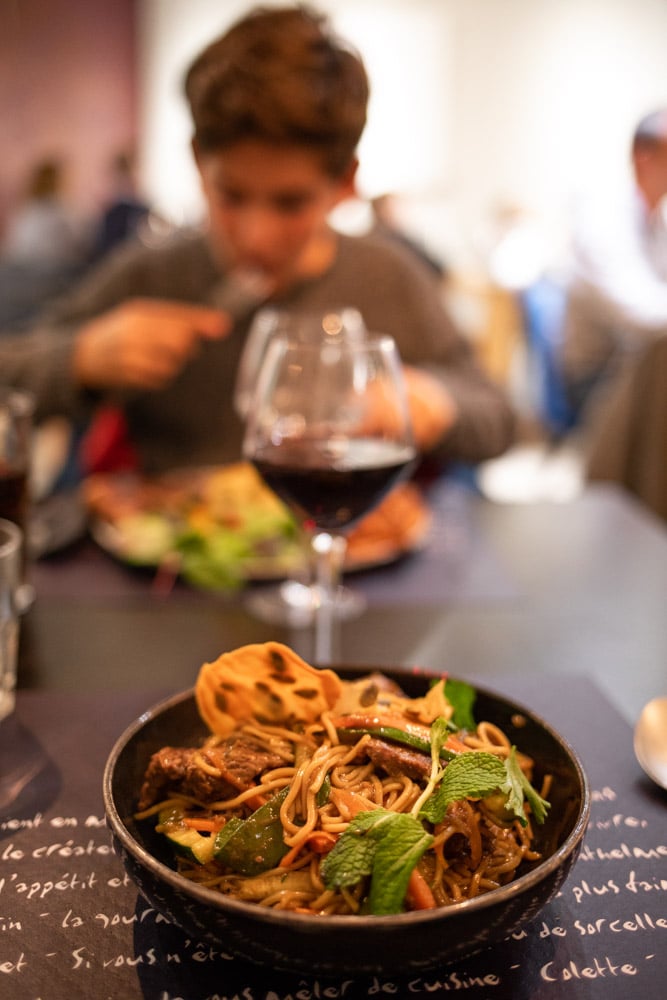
0;229;515;473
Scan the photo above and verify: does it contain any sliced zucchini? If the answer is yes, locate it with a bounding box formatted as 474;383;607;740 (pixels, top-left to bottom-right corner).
157;807;216;864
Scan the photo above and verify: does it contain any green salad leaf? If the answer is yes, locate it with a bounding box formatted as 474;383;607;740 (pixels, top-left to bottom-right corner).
117;513;176;565
240;509;299;545
176;530;250;590
174;509;301;591
321;809;434;915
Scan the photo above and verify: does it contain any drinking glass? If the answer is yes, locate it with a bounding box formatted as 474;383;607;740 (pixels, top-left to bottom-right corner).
243;332;416;662
234;306;367;420
0;516;47;808
0;388;34;610
0;518;22;722
0;388;33;543
237;307;369;626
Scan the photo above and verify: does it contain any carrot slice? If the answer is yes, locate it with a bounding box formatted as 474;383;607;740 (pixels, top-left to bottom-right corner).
183;817;225;833
329;787;375;820
305;831;337;855
279;830;338;868
406;867;436;910
444;735;470;755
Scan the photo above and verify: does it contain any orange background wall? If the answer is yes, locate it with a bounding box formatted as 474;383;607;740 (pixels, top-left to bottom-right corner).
0;0;139;233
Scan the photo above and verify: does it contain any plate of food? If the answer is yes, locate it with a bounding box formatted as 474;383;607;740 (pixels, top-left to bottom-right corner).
84;462;431;590
103;642;590;976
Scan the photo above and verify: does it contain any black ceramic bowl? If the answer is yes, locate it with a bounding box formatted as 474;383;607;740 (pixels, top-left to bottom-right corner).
103;667;590;976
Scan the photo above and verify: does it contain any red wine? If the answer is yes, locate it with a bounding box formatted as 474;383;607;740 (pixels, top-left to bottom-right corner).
253;438;416;532
0;463;28;531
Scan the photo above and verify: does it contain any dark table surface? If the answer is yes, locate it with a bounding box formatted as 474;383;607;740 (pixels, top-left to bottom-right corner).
18;479;667;724
4;479;667;999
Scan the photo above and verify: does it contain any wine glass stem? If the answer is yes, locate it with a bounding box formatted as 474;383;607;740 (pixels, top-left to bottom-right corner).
311;530;347;664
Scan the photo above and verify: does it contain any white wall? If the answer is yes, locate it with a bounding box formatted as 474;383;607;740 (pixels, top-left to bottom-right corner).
446;0;667;269
136;0;452;223
137;0;667;272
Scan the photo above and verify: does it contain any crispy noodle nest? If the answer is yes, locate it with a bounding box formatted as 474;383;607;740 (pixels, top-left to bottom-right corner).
195;641;343;737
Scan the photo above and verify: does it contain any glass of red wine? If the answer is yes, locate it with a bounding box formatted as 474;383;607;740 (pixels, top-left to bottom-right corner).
237;308;371;627
243;330;416;663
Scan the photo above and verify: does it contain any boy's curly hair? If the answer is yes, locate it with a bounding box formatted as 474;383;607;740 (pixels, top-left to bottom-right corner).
184;5;369;177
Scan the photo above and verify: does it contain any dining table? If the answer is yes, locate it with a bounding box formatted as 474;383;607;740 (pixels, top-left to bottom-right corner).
3;477;667;1000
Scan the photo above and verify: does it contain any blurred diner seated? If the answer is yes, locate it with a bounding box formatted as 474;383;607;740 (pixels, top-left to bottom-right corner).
0;4;515;487
369;193;448;282
585;332;667;522
477;202;573;442
548;108;667;518
0;157;90;329
559;108;667;429
88;149;153;264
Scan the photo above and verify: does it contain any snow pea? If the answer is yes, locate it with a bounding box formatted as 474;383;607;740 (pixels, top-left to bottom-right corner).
336;725;457;760
213;786;290;875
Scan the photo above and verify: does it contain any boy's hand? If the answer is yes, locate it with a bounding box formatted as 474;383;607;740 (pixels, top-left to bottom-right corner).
73;298;229;391
402;366;458;452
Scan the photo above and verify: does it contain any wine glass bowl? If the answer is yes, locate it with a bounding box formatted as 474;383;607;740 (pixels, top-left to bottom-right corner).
243;332;416;660
233;306;366;420
237;307;382;627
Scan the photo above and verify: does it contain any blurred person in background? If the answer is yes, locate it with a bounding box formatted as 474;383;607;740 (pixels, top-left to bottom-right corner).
0;157;91;328
2;157;89;268
89;149;153;263
369;192;447;281
558;107;667;520
561;108;667;424
0;4;514;477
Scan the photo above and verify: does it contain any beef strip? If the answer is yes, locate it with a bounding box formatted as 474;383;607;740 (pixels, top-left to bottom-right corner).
138;732;286;811
364;737;432;781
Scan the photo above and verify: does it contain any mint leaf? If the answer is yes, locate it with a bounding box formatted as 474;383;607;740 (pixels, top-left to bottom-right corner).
420;752;506;824
444;678;476;731
321;809;434;915
320;811;383;888
420;746;552;829
501;747;550;826
430;716;452;767
409;716;454;818
369;815;434;914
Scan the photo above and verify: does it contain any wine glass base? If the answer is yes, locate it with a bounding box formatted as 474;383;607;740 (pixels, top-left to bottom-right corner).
244;579;366;627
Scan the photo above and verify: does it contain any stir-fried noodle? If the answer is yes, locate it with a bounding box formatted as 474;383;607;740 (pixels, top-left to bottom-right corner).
136;644;551;916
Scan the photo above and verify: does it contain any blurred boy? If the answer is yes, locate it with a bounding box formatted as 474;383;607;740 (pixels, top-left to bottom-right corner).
1;5;514;473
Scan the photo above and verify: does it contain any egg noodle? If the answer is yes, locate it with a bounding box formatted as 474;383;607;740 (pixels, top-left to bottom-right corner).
136;643;551;916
